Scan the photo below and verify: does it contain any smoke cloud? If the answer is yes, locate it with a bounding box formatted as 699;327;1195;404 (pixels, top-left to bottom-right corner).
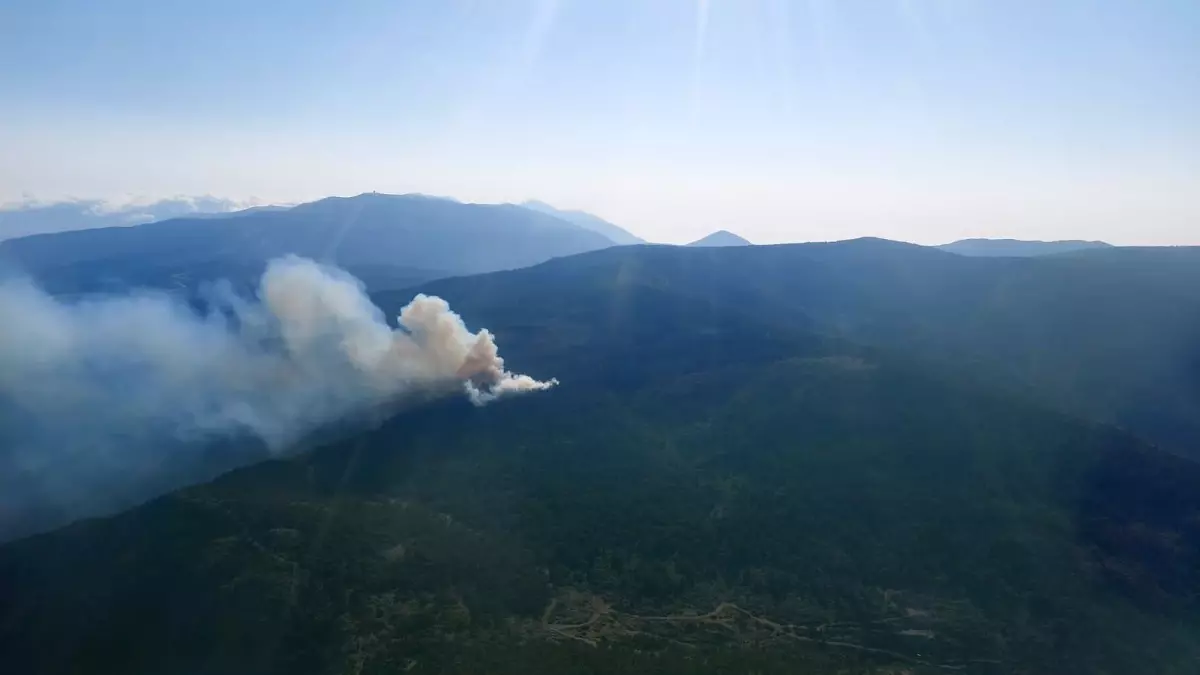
0;256;555;539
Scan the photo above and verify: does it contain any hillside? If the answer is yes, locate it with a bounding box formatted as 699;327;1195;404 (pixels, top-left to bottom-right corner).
5;242;1200;673
687;230;751;247
939;238;1113;257
0;193;614;294
485;240;1200;457
5;238;1200;540
520;200;644;245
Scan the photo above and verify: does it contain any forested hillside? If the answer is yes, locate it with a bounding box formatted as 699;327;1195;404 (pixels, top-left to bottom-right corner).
425;240;1200;457
4;241;1200;674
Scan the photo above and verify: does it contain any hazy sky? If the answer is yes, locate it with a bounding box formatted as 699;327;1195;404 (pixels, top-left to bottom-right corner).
2;0;1197;244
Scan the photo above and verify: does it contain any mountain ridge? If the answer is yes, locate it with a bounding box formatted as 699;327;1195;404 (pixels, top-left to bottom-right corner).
520;200;644;245
0;196;251;240
938;238;1113;257
0;192;615;294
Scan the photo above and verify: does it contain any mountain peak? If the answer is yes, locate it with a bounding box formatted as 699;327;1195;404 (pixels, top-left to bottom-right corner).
687;230;751;247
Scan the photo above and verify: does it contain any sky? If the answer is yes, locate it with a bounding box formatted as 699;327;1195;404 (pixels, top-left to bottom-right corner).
1;0;1197;245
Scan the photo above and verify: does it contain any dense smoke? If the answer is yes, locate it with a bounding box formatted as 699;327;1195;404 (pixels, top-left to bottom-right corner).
0;256;555;539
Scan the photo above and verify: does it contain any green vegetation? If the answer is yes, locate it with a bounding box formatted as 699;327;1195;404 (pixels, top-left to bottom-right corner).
416;240;1200;456
4;239;1200;673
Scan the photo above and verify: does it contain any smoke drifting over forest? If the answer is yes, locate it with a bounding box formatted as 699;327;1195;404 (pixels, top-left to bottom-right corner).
0;256;555;539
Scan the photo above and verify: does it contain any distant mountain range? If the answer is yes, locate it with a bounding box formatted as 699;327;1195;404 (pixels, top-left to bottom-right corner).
0;196;251;240
687;230;751;247
0;193;617;295
520;200;644;245
182;204;292;219
938;238;1112;257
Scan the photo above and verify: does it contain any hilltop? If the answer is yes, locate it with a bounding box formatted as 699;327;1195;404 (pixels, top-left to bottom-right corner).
687;230;751;247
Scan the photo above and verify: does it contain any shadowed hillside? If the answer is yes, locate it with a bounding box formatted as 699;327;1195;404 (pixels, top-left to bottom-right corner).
4;242;1200;674
431;240;1200;457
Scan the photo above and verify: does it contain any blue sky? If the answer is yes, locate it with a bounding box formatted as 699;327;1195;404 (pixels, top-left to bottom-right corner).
1;0;1197;244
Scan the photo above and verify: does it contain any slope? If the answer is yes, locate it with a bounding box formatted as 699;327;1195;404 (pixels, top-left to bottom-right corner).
520;200;644;245
0;193;614;295
494;240;1200;456
3;258;1200;674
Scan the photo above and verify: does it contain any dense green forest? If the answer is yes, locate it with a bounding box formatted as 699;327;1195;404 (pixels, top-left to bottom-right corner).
4;240;1200;674
407;240;1200;456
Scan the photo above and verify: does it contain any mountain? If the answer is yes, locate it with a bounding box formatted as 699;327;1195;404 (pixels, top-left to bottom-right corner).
499;240;1200;458
0;193;615;295
4;242;1200;674
17;236;1188;538
938;238;1113;257
687;230;751;246
0;196;246;240
0;194;614;539
520;200;644;245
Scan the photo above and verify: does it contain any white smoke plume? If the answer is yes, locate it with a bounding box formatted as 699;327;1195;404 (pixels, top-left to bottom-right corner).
0;256;555;539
